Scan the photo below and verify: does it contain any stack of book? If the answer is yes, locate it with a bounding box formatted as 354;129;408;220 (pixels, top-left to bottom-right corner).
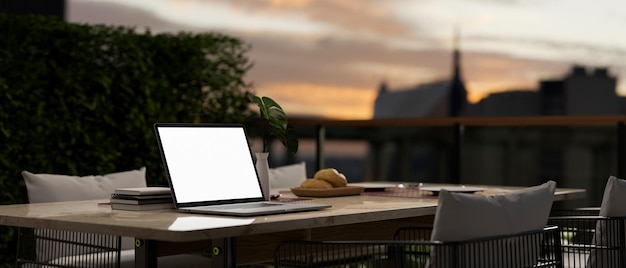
110;187;174;211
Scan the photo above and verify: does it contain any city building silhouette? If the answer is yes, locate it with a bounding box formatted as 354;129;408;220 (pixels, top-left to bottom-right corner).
465;65;621;116
374;29;467;118
371;37;622;206
375;55;622;118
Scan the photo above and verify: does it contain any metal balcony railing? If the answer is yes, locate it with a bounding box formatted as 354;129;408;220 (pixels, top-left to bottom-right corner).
286;115;626;206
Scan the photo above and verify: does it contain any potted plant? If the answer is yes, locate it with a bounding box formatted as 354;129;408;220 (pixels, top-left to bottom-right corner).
249;94;298;154
249;94;298;200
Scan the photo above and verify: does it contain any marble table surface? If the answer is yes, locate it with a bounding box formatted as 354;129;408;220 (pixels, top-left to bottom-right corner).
0;183;585;243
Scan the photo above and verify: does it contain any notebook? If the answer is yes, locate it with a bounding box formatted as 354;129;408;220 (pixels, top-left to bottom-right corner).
153;123;331;217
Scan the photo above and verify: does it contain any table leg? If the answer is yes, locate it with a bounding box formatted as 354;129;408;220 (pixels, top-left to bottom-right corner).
212;237;236;268
135;238;158;268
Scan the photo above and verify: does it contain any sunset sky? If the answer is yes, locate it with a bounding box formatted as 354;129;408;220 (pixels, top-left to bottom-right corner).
67;0;626;119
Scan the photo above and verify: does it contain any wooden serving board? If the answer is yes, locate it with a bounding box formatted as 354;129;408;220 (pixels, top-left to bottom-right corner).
290;186;364;197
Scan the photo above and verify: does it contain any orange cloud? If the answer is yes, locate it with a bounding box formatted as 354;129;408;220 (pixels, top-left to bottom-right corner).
465;81;536;104
254;83;377;119
461;51;569;103
268;0;312;8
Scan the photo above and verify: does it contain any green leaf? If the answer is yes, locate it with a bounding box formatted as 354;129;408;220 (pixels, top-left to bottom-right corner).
249;94;298;154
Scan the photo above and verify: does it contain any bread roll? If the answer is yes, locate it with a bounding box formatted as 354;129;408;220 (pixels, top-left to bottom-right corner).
300;178;333;189
314;168;347;188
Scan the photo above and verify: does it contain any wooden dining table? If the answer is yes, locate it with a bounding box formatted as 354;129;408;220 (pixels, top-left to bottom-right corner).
0;183;585;267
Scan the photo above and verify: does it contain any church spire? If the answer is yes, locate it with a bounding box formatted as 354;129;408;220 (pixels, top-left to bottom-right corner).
378;80;388;93
453;26;462;81
449;26;467;116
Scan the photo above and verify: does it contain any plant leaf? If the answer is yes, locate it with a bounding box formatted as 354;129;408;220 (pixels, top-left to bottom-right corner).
249;94;298;153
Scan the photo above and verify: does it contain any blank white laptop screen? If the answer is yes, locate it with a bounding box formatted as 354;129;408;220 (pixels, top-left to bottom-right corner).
156;125;263;204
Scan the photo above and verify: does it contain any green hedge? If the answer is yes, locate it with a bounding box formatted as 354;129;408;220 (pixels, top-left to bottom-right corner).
0;14;255;266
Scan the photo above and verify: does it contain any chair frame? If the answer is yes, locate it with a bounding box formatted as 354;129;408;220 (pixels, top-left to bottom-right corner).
549;208;626;268
16;227;122;268
274;226;562;268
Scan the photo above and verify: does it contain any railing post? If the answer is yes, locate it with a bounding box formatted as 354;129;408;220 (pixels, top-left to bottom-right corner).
618;122;626;179
316;125;325;171
451;123;464;184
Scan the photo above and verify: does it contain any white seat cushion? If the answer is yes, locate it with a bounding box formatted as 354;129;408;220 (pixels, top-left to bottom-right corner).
22;167;147;203
431;180;556;241
429;180;556;267
21;168;147;261
269;162;306;194
599;176;626;216
21;167;210;267
48;249;210;268
587;176;626;268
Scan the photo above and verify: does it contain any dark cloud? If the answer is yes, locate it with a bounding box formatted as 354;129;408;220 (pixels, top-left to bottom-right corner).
226;0;414;38
68;1;221;33
469;34;626;61
242;29;571;92
463;50;568;83
68;0;452;90
242;33;450;89
67;0;570;91
466;0;522;5
67;0;608;117
69;1;168;31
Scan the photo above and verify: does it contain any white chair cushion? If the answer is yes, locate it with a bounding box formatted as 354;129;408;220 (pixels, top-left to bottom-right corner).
269;162;306;194
21;168;209;267
21;168;147;261
48;249;210;268
599;176;626;217
429;181;556;268
431;180;556;241
588;176;626;268
22;167;147;203
46;249;134;268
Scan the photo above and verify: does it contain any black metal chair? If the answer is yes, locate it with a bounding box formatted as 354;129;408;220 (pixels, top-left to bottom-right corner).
17;169;212;268
274;226;562;268
16;227;123;268
549;208;626;268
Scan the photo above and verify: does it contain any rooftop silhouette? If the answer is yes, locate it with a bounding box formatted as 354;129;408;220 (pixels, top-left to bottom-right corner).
374;42;622;118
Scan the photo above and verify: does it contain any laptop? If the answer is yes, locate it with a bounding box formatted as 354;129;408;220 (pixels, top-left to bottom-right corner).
153;123;331;217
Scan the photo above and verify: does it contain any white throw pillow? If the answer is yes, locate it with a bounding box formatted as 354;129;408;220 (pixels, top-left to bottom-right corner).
587;176;626;268
22;167;147;203
599;176;626;217
21;167;147;261
269;162;306;194
431;180;556;241
429;181;556;268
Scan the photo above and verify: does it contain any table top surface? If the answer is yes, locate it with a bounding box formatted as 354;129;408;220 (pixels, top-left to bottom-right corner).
0;183;585;242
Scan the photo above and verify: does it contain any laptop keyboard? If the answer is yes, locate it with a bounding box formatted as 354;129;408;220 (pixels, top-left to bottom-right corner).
201;202;283;210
